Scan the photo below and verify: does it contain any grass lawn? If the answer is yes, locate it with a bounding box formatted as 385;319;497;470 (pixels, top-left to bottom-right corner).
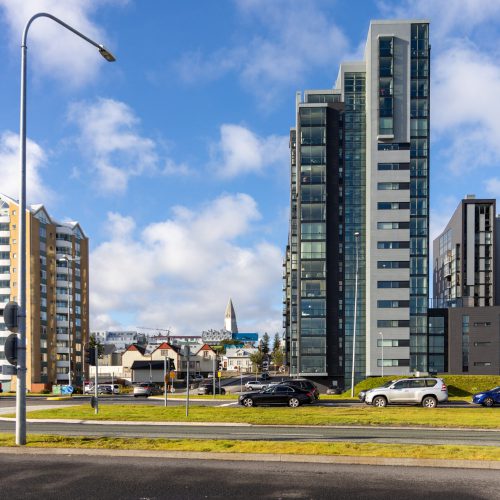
0;433;498;461
10;404;499;429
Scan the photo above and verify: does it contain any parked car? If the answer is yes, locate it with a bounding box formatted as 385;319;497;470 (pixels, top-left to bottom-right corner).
133;383;163;397
193;374;204;381
97;385;113;395
98;384;120;395
471;386;500;407
197;383;226;395
358;381;395;403
278;379;320;400
245;380;269;391
364;377;448;407
239;385;314;408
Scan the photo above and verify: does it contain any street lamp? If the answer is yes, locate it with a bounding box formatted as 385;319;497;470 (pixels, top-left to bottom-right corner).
16;12;115;445
56;255;80;391
379;331;384;378
350;231;360;398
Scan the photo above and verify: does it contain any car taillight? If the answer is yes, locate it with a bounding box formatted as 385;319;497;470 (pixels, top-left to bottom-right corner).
441;383;447;391
306;391;312;397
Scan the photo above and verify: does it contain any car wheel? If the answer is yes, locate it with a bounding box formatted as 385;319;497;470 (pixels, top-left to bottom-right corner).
372;396;387;407
242;397;254;407
483;397;495;408
288;397;300;408
221;389;226;395
422;396;437;408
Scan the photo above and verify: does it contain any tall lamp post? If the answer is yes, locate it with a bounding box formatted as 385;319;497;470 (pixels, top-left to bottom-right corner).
350;231;360;397
57;255;80;391
16;12;115;446
378;331;384;378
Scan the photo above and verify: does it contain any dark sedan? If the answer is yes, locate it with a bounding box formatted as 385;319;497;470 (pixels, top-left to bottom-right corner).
197;383;226;395
239;385;314;408
472;386;500;407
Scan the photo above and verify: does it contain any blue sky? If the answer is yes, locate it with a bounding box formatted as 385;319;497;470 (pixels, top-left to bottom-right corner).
0;0;499;336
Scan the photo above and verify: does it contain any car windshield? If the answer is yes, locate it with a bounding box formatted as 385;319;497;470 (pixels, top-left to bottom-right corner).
381;381;394;388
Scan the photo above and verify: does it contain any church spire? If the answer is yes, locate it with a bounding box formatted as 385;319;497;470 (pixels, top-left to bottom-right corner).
224;298;238;333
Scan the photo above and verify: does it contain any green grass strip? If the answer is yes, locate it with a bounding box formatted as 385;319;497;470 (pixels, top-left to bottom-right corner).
11;404;500;429
0;433;498;461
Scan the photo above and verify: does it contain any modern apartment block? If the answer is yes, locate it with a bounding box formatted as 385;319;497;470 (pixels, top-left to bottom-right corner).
433;196;498;307
0;194;89;392
430;196;500;375
283;20;430;388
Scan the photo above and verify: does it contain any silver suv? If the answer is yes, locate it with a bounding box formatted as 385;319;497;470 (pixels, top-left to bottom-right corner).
364;378;448;408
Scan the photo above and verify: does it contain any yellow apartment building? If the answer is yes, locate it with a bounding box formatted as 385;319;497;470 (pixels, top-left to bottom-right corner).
0;194;89;392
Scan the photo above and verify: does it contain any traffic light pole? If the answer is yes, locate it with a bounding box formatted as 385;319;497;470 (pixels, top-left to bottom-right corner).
163;356;168;407
212;355;216;399
94;345;99;415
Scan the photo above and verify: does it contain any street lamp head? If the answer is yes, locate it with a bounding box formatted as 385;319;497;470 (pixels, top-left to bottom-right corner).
354;231;360;237
98;45;116;62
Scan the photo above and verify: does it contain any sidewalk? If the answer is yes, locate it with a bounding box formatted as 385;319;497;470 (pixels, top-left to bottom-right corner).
0;446;498;470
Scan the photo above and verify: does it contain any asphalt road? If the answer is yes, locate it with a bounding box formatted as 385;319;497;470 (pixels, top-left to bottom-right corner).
0;452;499;499
0;420;497;446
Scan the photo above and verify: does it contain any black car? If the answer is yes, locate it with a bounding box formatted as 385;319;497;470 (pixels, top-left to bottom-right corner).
197;383;226;395
277;379;320;400
239;385;314;408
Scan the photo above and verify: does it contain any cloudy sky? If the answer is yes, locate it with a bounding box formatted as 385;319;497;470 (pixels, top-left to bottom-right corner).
0;0;499;336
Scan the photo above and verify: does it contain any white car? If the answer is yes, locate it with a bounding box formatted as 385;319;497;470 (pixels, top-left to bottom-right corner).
245;380;268;391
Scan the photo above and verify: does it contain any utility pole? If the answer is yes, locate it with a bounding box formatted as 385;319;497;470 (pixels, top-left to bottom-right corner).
94;345;99;415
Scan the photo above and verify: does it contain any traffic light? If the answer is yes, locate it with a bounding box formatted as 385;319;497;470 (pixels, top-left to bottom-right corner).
167;358;175;371
3;301;19;332
84;346;96;366
218;361;223;370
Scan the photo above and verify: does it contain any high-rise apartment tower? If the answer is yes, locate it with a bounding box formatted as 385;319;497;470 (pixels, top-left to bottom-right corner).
283;20;430;388
0;194;89;391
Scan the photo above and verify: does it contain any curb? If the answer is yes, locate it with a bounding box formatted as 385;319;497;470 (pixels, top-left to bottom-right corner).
0;417;497;432
0;446;498;469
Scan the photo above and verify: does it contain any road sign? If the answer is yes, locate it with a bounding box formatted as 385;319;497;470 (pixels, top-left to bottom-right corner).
169;371;176;379
217;371;221;378
232;333;258;342
61;385;74;395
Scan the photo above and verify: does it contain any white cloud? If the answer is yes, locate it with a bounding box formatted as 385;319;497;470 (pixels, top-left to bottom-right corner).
485;178;500;197
175;0;349;104
432;42;500;173
210;124;288;178
68;97;196;192
0;0;124;87
376;0;500;40
68;98;158;193
90;193;283;336
0;130;52;203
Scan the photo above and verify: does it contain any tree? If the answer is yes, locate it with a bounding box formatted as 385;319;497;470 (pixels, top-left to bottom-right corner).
271;348;284;369
272;333;281;352
261;332;270;356
271;333;284;370
249;350;265;372
89;334;104;357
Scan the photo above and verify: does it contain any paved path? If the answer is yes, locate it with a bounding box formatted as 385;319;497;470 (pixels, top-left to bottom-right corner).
0;419;498;446
0;451;499;499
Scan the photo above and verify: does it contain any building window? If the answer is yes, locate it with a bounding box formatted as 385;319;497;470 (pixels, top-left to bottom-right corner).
378;202;410;210
377;261;409;269
377;222;410;230
377;339;410;347
473;362;491;367
377;300;410;308
377;241;410;249
377;320;410;328
378;163;410;171
377;359;410;367
377;182;410;190
377;281;410;289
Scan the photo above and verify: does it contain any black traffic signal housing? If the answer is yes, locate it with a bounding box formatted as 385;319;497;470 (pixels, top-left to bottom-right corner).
218;361;223;370
84;346;96;366
168;358;175;371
